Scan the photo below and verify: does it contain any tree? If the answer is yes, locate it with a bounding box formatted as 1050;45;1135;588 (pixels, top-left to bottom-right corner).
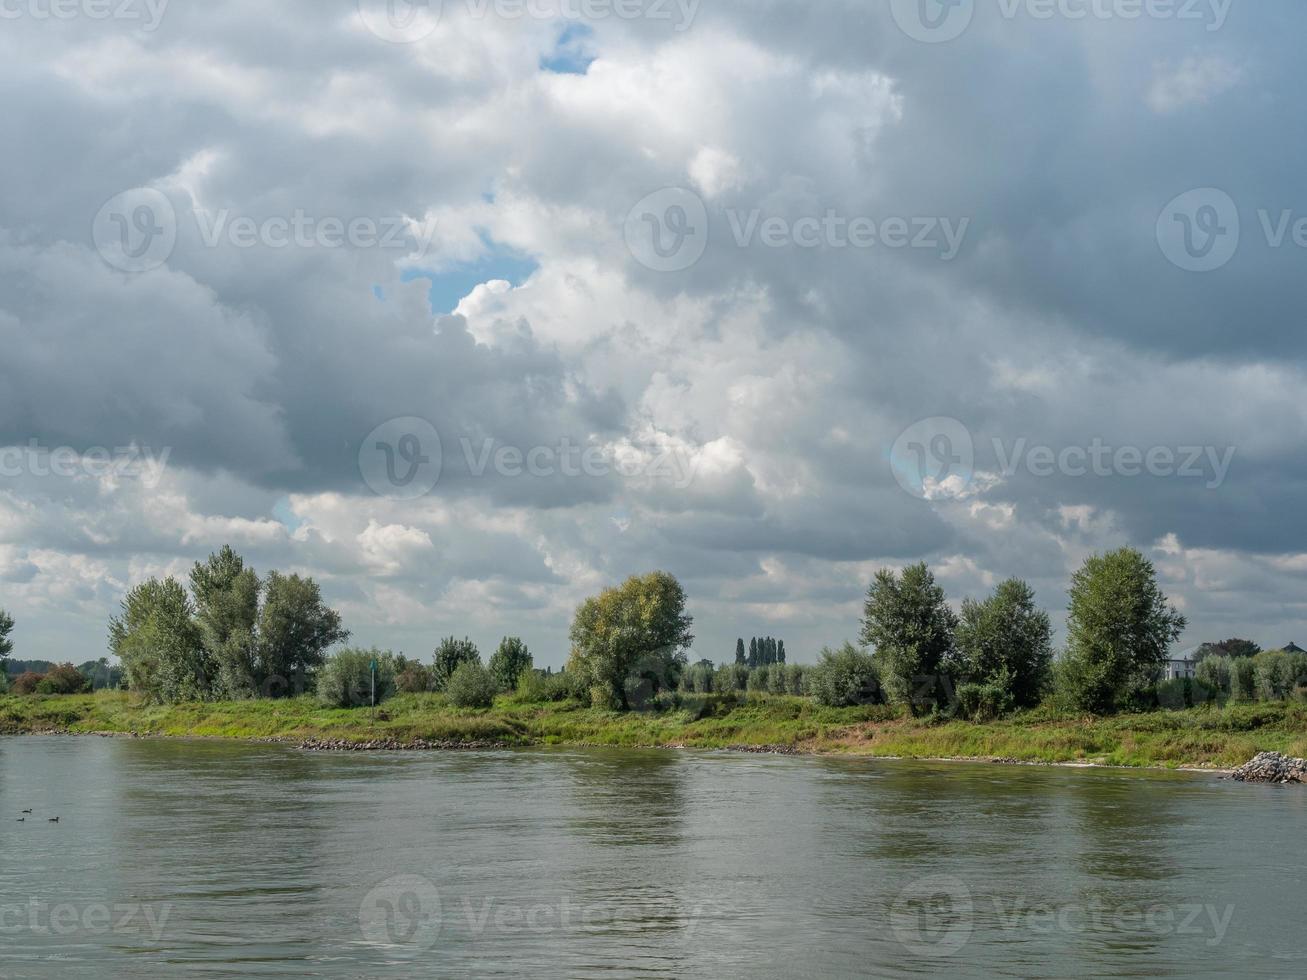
955;579;1052;712
109;577;212;702
432;636;481;691
1059;548;1187;714
777;639;786;665
190;546;261;698
735;638;746;665
256;572;349;696
487;636;532;692
1211;638;1261;660
445;660;497;709
0;607;13;663
808;643;881;707
748;637;758;668
567;570;694;710
860;563;959;715
318;648;398;708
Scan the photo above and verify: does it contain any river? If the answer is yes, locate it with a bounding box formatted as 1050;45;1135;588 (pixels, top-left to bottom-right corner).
2;737;1305;978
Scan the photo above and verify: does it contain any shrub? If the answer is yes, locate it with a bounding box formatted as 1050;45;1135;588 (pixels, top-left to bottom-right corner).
1195;655;1232;695
31;664;91;696
317;648;398;708
11;671;44;695
784;663;805;695
767;663;789;694
395;658;433;693
1254;650;1295;701
808;643;882;708
746;665;770;692
955;677;1015;722
446;661;497;709
1230;657;1258;700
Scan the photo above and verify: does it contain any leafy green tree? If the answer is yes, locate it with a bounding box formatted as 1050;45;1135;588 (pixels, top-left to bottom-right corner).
860;563;959;715
190;546;261;698
1195;654;1232;696
1210;638;1261;661
808;643;881;707
1058;548;1186;714
567;570;694;710
109;577;213;702
432;636;481;691
445;660;497;709
748;637;758;668
487;636;532;692
34;663;92;695
256;572;349;696
0;607;13;663
1230;657;1257;700
955;579;1052;712
735;638;746;665
777;639;786;665
318;647;398;708
1253;650;1296;701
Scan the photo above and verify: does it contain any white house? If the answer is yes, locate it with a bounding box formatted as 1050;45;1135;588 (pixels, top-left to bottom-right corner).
1161;645;1201;681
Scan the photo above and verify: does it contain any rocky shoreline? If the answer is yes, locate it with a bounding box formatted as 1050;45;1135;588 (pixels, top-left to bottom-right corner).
1231;751;1307;784
297;736;511;751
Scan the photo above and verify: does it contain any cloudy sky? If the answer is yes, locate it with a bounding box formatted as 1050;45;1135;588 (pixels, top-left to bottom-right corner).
1;0;1303;667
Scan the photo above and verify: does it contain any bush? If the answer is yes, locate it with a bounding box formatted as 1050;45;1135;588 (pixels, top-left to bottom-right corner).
955;678;1015;722
767;663;789;694
1195;655;1232;695
31;664;91;696
808;643;882;708
446;661;497;709
11;671;43;695
785;663;805;695
746;665;770;692
1254;650;1295;701
1230;657;1257;700
395;658;433;693
317;648;398;708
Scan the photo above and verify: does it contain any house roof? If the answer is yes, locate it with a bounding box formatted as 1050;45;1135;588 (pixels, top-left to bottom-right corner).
1282;642;1305;654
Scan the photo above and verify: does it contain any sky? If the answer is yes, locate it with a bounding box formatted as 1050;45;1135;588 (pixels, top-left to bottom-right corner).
1;0;1304;668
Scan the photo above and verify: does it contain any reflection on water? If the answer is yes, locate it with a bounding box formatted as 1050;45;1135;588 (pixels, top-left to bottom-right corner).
2;737;1306;979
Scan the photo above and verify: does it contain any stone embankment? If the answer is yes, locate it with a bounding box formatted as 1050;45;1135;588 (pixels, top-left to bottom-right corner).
298;736;507;751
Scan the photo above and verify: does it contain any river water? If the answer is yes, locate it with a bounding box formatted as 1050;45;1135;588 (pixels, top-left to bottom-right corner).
2;736;1305;978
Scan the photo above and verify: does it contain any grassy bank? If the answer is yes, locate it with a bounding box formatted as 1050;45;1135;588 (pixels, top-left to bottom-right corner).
3;691;1305;769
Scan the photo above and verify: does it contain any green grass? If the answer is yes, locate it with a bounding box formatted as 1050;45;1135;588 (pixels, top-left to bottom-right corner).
2;691;1305;769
